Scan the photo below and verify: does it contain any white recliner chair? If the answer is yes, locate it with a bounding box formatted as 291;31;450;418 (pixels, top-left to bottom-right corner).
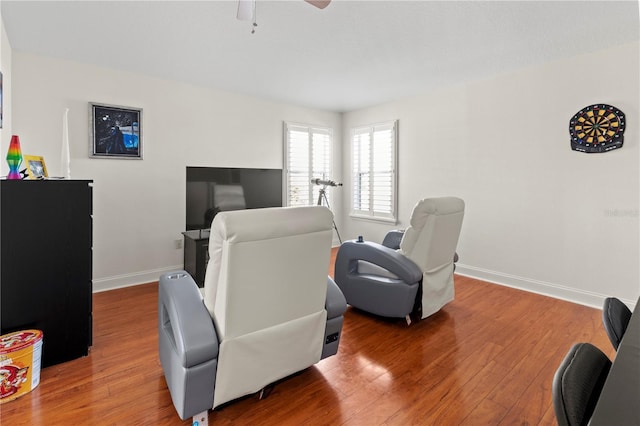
158;206;347;420
334;197;464;322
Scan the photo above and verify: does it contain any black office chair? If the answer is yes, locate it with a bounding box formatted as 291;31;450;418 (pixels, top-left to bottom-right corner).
552;342;611;426
602;297;632;350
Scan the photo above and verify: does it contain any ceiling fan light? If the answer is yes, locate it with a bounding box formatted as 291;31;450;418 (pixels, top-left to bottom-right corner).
237;0;255;21
305;0;331;9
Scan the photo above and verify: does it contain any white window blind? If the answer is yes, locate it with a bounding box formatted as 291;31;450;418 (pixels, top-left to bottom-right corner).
351;120;397;221
284;122;333;207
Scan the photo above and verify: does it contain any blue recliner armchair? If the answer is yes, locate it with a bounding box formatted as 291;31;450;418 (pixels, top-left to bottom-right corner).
158;206;347;420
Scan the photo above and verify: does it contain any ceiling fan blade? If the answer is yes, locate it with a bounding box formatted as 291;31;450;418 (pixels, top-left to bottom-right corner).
237;0;255;21
305;0;331;10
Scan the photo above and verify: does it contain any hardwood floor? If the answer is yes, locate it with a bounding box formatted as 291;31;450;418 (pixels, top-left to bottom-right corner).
1;251;614;425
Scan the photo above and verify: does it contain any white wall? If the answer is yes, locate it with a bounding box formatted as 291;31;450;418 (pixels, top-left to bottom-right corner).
11;52;342;291
9;41;639;308
0;13;12;170
341;42;640;308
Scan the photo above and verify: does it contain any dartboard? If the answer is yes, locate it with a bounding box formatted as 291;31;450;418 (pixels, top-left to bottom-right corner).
569;104;625;153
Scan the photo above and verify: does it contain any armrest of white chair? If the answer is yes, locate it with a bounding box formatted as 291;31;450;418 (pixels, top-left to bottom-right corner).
325;276;347;320
159;271;219;367
382;230;404;250
158;271;218;420
334;241;424;319
322;276;347;359
335;240;422;285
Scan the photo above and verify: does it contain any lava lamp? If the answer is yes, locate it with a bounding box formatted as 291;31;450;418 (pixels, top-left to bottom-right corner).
6;135;23;180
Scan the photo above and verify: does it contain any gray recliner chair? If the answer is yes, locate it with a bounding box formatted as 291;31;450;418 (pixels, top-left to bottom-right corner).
158;206;347;420
334;197;464;323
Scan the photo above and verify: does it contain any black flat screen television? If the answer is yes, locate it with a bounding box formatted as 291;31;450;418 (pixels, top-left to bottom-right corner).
186;166;283;230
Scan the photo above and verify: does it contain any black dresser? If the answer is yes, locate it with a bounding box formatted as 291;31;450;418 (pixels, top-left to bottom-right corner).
1;179;93;367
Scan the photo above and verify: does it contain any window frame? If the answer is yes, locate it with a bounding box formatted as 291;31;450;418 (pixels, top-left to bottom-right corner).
283;122;334;208
350;120;398;223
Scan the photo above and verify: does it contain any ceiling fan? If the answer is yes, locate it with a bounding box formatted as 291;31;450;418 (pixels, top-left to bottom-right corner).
237;0;331;22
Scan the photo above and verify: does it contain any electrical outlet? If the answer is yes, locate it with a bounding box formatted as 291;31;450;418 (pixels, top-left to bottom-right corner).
174;239;183;249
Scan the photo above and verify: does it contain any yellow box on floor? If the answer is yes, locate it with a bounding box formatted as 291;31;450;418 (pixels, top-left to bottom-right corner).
0;330;43;403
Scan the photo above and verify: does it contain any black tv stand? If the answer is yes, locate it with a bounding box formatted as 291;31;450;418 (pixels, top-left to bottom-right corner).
182;229;210;287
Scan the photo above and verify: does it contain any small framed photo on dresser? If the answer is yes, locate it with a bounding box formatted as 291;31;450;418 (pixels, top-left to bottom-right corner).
24;155;48;180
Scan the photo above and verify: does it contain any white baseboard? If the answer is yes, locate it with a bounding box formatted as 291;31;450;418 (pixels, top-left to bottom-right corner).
94;262;636;311
93;264;183;293
455;264;636;310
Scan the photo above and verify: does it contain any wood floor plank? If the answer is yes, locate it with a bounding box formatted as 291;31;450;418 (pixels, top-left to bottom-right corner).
0;250;615;425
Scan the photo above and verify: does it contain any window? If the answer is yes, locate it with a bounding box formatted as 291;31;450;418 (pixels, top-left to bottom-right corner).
351;120;397;221
284;122;333;207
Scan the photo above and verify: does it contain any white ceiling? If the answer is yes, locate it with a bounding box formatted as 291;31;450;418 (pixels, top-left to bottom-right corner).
2;1;639;112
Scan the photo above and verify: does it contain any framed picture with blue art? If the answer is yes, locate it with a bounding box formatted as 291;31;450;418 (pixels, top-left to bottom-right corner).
90;102;142;159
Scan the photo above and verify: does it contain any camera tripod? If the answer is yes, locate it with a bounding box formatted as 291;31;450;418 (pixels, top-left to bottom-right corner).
317;187;342;243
